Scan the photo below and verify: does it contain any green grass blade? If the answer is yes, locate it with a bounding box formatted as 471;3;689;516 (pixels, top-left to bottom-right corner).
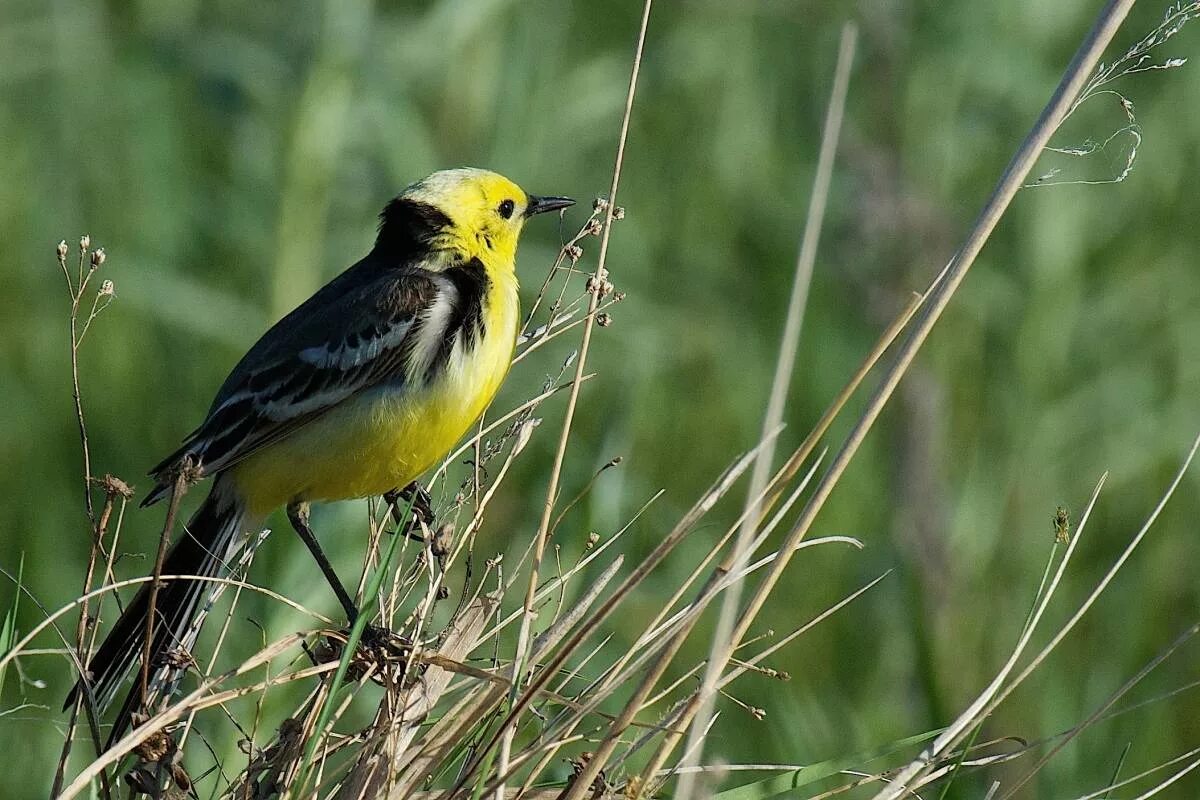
0;554;25;699
292;497;416;795
706;728;944;800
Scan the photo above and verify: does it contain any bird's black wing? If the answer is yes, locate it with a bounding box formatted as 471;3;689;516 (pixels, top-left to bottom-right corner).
142;255;454;505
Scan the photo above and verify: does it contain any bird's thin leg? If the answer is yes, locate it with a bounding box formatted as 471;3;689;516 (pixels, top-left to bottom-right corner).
286;501;360;623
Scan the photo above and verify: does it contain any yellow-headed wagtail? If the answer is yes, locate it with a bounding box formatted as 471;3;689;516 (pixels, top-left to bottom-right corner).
71;168;574;741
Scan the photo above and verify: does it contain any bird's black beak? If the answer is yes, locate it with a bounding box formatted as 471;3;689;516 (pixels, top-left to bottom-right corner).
525;195;576;217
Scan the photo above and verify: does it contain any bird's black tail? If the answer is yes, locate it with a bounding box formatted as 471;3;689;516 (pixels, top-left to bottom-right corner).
67;476;246;746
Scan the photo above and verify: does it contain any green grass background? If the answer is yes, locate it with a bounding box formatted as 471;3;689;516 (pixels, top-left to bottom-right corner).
3;0;1200;796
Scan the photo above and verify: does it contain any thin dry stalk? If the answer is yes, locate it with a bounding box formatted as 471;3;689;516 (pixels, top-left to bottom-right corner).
62;236;100;521
639;552;875;715
446;442;767;796
625;2;1142;790
388;559;624;799
524;287;921;795
590;456;825;700
524;446;827;800
717;568;891;690
334;594;496;800
479;490;659;642
879;432;1199;799
60;633;311;799
625;454;825;660
760;290;921;518
1123;758;1200;800
0;572;328;682
727;0;1137;664
1074;745;1200;800
53;237;121;800
676;26;858;788
996;620;1200;798
869;473;1107;799
504;1;655;790
518;205;604;339
140;466;191;706
55;482;130;797
176;529;272;751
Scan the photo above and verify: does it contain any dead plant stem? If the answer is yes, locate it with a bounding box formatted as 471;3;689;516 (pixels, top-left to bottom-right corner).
639;0;1139;789
140;466;191;707
501;0;654;793
676;26;857;789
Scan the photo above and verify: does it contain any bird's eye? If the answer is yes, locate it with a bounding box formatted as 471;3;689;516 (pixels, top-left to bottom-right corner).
498;199;516;219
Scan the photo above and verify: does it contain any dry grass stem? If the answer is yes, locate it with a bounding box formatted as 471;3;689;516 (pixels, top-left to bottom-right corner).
503;1;654;792
677;23;858;787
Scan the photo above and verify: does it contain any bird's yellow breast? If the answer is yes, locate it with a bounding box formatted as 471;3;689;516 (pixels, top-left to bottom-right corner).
230;273;519;517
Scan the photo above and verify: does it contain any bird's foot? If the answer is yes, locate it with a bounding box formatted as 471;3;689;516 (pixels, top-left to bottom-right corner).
312;624;413;684
384;482;435;541
382;484;454;571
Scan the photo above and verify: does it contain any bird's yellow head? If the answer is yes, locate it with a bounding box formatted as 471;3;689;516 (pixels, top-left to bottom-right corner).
378;168;574;270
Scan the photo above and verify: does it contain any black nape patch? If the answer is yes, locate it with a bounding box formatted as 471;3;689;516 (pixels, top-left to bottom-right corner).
375;198;453;254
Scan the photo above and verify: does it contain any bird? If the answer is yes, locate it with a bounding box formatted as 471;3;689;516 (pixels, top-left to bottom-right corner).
68;167;574;744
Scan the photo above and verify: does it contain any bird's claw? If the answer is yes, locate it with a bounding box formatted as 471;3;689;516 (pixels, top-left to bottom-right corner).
384;482;435;540
313;624;412;684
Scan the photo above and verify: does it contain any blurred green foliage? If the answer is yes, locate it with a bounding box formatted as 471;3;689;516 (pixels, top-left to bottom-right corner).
2;0;1200;797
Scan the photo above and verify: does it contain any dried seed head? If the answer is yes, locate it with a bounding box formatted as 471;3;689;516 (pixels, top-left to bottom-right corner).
431;523;454;558
613;291;627;302
99;280;115;296
585;219;603;236
1053;506;1071;544
596;312;612;328
90;248;106;269
56;240;68;260
612;206;625;220
592;197;609;212
101;473;135;499
79;234;90;251
586;531;600;549
586;274;614;296
133;726;174;763
565;244;583;262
